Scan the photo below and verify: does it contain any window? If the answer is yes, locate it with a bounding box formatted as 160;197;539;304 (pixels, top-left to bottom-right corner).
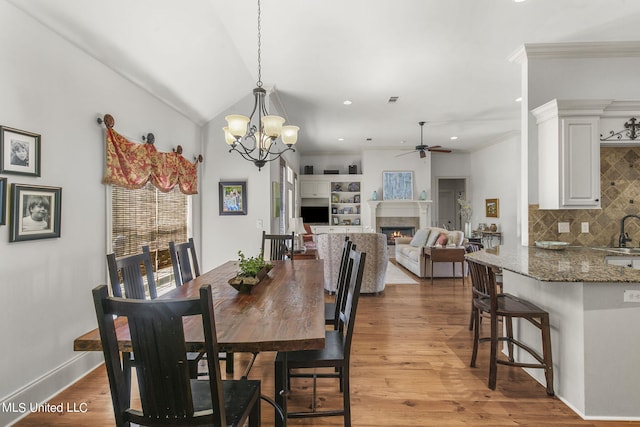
110;182;191;295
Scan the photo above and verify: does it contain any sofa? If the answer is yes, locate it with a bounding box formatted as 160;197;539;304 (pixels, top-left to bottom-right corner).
395;227;467;278
315;233;388;294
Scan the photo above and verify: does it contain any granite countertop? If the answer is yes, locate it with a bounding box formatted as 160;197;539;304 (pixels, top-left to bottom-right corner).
465;244;640;283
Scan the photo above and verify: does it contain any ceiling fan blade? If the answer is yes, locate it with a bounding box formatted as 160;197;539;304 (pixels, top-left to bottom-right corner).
428;148;452;153
427;145;442;149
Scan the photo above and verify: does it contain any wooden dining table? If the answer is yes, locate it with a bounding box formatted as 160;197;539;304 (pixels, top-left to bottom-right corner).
74;258;326;426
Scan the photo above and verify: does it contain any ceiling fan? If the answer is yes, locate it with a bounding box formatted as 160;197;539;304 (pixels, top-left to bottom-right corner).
397;121;452;158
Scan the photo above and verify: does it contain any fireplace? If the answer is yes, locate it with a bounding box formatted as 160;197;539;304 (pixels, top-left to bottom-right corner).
380;226;415;246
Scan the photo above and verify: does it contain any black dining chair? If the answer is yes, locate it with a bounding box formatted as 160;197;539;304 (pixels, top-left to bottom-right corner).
325;237;354;327
261;230;294;261
169;237;201;286
106;246;204;404
274;248;366;426
467;258;554;395
92;284;261;427
169;238;234;374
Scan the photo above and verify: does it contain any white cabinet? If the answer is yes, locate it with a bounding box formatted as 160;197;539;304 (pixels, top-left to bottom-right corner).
532;99;605;209
311;225;363;234
300;178;330;198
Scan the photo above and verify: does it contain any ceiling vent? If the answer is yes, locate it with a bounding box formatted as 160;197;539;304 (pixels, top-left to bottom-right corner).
388;96;399;104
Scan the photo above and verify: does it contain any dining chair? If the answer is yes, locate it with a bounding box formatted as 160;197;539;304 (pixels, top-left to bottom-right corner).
169;238;234;374
92;284;261;427
106;245;157;300
467;258;554;395
465;242;484;331
169;237;201;286
274;248;366;426
325;237;354;327
261;230;294;261
106;246;204;404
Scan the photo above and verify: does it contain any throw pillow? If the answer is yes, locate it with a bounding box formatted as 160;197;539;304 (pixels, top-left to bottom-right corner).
435;232;449;246
426;229;440;247
410;229;430;247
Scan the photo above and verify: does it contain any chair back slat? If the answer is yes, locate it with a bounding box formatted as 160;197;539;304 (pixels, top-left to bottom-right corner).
107;246;157;300
261;231;294;261
92;285;225;426
169;238;201;286
332;238;354;327
340;249;366;358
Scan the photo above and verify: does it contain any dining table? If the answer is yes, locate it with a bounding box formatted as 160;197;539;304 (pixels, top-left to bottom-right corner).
74;258;326;426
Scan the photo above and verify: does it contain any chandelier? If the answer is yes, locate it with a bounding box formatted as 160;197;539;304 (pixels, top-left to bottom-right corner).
223;0;299;170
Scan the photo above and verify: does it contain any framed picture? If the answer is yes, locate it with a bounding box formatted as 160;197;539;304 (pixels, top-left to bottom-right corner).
0;126;41;177
485;198;499;218
383;171;413;200
219;181;247;215
354;194;360;203
10;184;62;242
332;217;339;225
0;177;6;225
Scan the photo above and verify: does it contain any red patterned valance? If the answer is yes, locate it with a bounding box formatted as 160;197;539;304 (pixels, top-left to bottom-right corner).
101;121;199;195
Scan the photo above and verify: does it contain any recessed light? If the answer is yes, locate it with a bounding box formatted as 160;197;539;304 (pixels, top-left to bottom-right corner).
338;138;345;141
513;0;526;3
515;97;522;102
450;136;458;140
343;100;352;105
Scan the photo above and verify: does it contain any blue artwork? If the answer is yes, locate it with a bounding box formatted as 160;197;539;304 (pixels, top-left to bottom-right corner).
382;171;413;200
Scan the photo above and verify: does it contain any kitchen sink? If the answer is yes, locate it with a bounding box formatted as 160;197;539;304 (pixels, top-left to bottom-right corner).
605;247;640;254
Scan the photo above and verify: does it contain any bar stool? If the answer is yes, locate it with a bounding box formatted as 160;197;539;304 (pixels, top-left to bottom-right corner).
467;258;554;395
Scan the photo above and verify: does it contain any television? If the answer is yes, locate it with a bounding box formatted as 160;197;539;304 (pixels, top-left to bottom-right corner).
300;206;329;224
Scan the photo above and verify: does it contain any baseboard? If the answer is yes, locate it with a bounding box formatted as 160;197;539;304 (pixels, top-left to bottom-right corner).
1;352;103;426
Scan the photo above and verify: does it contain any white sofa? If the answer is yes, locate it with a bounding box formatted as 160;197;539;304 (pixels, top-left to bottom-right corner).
394;227;466;278
315;233;388;294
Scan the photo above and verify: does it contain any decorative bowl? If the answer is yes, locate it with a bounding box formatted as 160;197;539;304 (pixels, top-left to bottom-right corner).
535;241;570;250
228;266;272;293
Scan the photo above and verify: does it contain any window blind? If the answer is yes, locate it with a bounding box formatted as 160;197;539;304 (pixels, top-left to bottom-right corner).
111;182;189;272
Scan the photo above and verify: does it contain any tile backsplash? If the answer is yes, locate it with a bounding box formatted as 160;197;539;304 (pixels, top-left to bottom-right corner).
529;146;640;247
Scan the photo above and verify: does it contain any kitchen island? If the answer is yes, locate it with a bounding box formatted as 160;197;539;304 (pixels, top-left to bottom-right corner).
466;245;640;421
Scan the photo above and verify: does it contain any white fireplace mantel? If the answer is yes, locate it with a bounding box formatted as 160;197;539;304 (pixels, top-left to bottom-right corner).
368;200;432;231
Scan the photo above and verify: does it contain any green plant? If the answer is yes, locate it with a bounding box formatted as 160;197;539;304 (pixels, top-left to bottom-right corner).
237;250;272;277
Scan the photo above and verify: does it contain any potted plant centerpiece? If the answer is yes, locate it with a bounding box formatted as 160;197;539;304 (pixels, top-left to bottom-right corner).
228;250;273;293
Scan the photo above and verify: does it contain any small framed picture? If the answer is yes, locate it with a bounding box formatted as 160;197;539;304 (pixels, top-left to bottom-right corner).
219;181;247;215
485;198;499;218
10;184;62;242
0;126;41;177
354;194;360;203
0;177;7;225
332;217;339;225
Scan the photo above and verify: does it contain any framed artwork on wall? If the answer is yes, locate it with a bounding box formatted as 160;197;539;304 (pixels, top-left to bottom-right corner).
485;198;499;218
382;171;413;200
0;126;41;177
219;181;247;215
0;177;6;225
10;183;62;242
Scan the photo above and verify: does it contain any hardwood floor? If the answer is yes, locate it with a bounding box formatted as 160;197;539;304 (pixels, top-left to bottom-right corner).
16;262;638;426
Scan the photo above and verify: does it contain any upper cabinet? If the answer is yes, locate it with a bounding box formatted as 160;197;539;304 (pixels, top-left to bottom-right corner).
532;99;609;210
300;176;330;198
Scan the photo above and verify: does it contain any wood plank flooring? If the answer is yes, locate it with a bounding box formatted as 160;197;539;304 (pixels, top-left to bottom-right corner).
15;262;638;426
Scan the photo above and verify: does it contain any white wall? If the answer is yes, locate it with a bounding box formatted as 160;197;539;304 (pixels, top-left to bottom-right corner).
0;3;201;424
468;135;520;247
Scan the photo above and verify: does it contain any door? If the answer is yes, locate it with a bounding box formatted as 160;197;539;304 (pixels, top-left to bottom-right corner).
437;178;467;230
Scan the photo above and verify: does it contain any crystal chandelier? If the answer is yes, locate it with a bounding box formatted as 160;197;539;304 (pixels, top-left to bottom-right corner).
223;0;299;170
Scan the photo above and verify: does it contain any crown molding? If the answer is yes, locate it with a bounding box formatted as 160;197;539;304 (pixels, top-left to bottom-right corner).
509;41;640;64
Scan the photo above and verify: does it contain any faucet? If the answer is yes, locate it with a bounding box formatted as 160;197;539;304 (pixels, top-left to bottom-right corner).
618;214;640;247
